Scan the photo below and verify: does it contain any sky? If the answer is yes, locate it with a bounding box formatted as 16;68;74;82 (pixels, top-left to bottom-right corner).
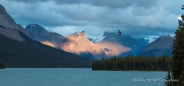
0;0;183;42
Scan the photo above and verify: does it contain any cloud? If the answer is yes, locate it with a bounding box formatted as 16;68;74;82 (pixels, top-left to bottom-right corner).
50;25;113;38
9;0;163;9
0;0;183;40
178;16;182;20
96;41;131;57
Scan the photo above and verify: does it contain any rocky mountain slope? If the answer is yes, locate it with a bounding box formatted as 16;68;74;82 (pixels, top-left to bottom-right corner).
0;4;28;42
25;24;66;48
138;36;173;57
0;27;25;42
0;4;27;35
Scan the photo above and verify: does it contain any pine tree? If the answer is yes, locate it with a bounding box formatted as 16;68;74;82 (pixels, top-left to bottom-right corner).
165;70;172;86
165;59;172;86
179;55;184;85
172;5;184;85
180;69;184;85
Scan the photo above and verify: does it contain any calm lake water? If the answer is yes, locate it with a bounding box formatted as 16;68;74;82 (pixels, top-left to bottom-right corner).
0;68;167;86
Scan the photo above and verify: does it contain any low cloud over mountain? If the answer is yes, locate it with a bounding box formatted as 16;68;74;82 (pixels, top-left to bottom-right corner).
96;41;131;57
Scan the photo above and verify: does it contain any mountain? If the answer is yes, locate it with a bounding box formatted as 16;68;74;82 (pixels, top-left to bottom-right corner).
25;25;131;59
61;31;131;59
138;35;173;57
0;4;92;68
0;30;92;68
96;41;131;57
25;24;99;59
0;26;26;42
99;32;149;56
0;4;27;35
61;31;105;60
25;24;66;48
0;4;28;42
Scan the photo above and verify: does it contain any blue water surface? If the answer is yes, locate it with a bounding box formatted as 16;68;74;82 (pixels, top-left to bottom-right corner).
0;68;167;86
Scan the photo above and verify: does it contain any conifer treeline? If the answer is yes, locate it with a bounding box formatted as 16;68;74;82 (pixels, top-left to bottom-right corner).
92;56;171;71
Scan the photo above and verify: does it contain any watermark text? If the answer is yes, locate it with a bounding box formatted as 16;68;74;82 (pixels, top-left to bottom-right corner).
133;78;179;83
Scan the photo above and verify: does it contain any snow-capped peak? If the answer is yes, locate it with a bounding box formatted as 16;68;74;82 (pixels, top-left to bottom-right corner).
29;24;38;28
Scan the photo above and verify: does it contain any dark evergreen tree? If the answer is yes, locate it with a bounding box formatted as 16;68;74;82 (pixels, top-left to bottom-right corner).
165;59;172;86
180;70;184;85
165;70;172;86
172;5;184;85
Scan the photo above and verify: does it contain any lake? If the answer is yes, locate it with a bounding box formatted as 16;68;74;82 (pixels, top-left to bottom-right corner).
0;68;167;86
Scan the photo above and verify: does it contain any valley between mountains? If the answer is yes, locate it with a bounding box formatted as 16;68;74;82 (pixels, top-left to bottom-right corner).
0;4;173;68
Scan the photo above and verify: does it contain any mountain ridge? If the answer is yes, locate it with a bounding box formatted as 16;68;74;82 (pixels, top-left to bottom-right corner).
0;4;27;35
25;25;131;59
138;35;173;57
61;31;105;60
25;24;66;48
25;24;173;58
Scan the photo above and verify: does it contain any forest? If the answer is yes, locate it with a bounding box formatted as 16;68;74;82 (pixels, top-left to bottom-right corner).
92;56;171;71
0;60;5;69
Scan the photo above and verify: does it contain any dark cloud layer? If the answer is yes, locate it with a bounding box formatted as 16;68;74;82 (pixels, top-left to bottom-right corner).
9;0;162;8
1;0;183;42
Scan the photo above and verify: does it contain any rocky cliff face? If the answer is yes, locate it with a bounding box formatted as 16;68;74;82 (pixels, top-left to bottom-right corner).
0;4;28;42
0;4;27;35
25;24;66;48
0;27;25;42
138;36;173;57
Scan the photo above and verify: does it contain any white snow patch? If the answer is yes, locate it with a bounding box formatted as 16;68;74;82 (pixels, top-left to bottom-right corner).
144;36;159;43
30;24;35;27
93;35;106;43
